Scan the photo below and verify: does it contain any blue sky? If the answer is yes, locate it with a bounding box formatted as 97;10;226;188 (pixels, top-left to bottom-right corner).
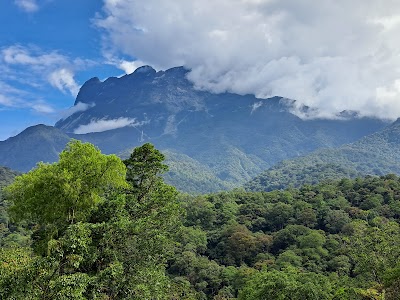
0;0;125;140
1;0;400;140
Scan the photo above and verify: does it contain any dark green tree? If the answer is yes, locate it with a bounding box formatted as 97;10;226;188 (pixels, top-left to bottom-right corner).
124;142;168;201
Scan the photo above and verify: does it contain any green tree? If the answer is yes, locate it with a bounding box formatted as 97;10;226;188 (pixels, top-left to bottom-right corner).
2;142;182;299
6;140;127;227
124;142;168;201
346;220;400;285
264;202;294;231
238;267;333;300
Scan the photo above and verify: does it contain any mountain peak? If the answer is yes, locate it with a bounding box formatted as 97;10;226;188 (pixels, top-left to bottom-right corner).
16;124;70;141
133;65;156;74
20;124;55;134
74;77;102;105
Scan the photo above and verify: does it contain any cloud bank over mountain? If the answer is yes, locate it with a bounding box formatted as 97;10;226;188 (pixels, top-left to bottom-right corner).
96;0;400;120
74;117;146;134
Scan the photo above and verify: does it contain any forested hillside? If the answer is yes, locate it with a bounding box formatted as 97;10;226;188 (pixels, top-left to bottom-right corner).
175;175;400;299
1;142;400;299
246;119;400;192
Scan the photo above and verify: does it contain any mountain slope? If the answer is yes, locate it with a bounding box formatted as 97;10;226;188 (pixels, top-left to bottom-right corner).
0;66;390;192
0;125;71;172
246;119;400;191
55;66;387;188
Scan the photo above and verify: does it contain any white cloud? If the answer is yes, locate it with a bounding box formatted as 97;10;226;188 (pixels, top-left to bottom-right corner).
0;81;40;111
2;45;67;67
14;0;39;13
31;103;55;114
74;117;145;134
60;102;95;120
251;101;263;114
0;45;95;119
118;60;145;74
96;0;400;120
0;88;57;114
1;45;86;93
102;53;147;75
48;68;80;97
0;94;16;107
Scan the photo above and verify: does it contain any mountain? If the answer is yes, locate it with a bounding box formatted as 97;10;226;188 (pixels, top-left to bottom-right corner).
0;125;71;172
0;66;389;192
246;119;400;192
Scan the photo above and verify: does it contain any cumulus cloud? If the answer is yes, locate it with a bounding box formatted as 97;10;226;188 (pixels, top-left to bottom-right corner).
96;0;400;120
14;0;39;13
74;117;146;134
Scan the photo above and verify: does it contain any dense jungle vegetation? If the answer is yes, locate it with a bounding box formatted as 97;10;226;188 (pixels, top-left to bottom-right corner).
0;141;400;299
246;119;400;193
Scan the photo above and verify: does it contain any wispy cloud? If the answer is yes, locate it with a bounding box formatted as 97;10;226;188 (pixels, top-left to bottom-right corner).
0;94;15;107
96;0;400;120
14;0;39;13
74;117;147;134
31;103;55;114
59;102;95;120
2;45;68;67
0;45;92;115
48;68;80;97
0;80;55;114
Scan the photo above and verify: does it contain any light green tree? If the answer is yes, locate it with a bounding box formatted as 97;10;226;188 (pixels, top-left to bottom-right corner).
2;141;183;299
7;140;127;227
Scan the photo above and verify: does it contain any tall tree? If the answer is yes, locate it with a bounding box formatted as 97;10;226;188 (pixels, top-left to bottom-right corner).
124;142;168;201
2;141;183;299
6;140;127;228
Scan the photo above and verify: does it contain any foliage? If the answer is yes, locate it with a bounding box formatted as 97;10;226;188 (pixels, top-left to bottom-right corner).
170;174;400;299
0;167;27;248
2;141;400;299
1;141;183;299
6;141;128;226
238;267;333;300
